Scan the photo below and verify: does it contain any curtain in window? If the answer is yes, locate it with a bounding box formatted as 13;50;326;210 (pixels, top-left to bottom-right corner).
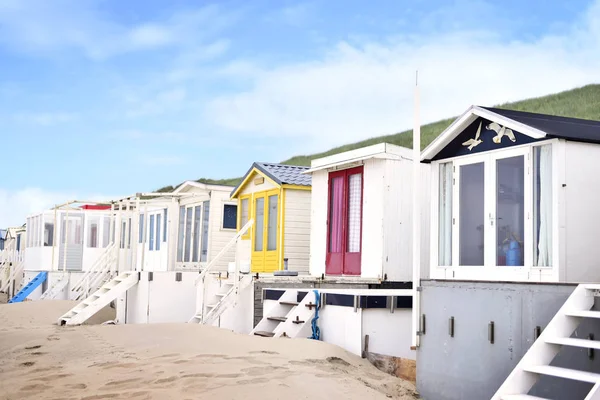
347;173;362;253
329;177;344;252
439;162;453;266
177;206;185;262
536;145;553;266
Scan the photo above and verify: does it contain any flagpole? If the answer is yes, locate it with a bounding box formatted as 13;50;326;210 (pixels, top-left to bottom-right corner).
412;71;421;348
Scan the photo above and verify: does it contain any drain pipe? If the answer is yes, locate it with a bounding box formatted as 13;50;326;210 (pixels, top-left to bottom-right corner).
412;71;422;349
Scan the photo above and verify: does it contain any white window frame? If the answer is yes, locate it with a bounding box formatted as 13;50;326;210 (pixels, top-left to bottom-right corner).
430;139;559;282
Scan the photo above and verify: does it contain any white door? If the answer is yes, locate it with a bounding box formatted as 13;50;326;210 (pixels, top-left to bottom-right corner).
143;209;168;271
453;148;530;268
58;213;84;271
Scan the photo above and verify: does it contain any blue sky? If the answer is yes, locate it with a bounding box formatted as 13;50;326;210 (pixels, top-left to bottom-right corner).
1;0;600;226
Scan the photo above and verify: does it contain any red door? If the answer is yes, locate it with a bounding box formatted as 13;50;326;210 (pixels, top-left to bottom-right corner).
326;166;363;275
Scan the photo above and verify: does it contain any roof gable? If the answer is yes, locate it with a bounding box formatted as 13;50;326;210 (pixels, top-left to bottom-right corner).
423;106;600;162
432;117;540;161
231;162;311;198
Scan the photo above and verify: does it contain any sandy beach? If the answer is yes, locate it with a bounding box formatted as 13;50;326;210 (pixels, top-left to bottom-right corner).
0;300;419;400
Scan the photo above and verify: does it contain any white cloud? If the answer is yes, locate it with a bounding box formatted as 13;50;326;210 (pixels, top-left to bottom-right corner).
0;2;236;60
206;1;600;150
0;188;117;228
15;112;77;126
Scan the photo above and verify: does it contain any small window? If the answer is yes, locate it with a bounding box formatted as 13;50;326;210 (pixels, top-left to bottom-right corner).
177;206;185;262
223;204;237;230
88;222;98;248
120;221;127;249
44;221;54;247
163;209;168;242
139;214;145;243
156;214;161;251
149;215;155;251
102;217;111;248
16;234;21;252
127;218;132;249
201;201;210;262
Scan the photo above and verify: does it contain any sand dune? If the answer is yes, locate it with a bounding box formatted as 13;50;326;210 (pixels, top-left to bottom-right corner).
0;300;419;399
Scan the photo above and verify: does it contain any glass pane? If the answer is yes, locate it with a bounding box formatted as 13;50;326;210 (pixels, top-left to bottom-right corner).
120;221;126;249
223;204;237;229
347;173;362;253
163;209;168;242
44;221;54;247
328;177;343;253
127;218;132;249
88;222;98;248
139;214;145;243
459;162;485;266
267;195;278;251
439;163;453;266
184;207;193;262
192;206;201;262
156;214;161;251
255;197;264;251
177;206;185;262
201;201;210;262
102;217;110;248
534;146;553;266
149;215;155;251
241;198;249;228
496;156;525;266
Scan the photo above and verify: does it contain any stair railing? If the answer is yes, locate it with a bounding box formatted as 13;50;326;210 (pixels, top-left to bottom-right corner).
196;219;254;323
0;255;25;294
70;242;116;300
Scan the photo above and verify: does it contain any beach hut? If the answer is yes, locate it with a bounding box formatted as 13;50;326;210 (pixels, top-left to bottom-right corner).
230;162;312;274
416;106;600;400
305;143;430;281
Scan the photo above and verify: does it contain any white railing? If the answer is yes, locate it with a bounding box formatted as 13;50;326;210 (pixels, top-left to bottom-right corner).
196;219;254;323
0;256;25;294
69;243;117;300
0;250;24;264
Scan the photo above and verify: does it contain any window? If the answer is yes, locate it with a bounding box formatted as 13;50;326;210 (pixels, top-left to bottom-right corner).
459;162;485;266
149;215;155;251
156;214;161;251
438;162;453;266
88;220;98;248
44;220;54;247
533;145;552;267
184;207;193;261
16;234;21;251
496;156;525;266
239;197;250;238
201;201;210;262
223;204;237;230
192;206;201;262
254;197;264;251
127;218;132;249
120;221;127;249
163;208;168;242
102;217;111;248
267;196;277;251
177;206;185;262
139;214;145;243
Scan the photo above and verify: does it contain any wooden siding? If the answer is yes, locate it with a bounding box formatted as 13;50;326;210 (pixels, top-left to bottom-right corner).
283;188;311;273
309;170;328;276
208;189;238;271
237;170;278;196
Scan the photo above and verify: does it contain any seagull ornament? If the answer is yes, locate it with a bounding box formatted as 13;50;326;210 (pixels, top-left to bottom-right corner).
486;122;516;144
462;121;483;151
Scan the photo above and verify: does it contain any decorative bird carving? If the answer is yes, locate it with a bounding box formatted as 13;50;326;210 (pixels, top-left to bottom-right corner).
486;122;516;144
462;121;483;151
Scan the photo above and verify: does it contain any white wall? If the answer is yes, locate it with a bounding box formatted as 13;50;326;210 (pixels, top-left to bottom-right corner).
319;305;364;355
362;309;415;360
208;190;238;271
309;170;328;277
564;141;600;282
124;271;198;323
283;189;311;273
361;159;385;279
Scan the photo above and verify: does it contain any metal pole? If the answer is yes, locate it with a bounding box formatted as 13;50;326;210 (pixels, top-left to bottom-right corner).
412;70;422;348
51;206;57;271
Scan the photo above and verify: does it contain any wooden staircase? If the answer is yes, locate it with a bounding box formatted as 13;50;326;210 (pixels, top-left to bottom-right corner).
250;289;318;339
58;271;139;326
68;243;116;301
493;284;600;399
39;275;69;300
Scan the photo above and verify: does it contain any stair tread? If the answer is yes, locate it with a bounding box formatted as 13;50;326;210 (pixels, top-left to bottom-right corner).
279;301;299;306
582;284;600;290
501;395;550;400
254;331;275;337
565;310;600;319
267;317;287;322
545;336;600;350
524;365;600;383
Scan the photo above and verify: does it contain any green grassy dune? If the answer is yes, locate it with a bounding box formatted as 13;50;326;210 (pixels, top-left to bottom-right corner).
158;84;600;192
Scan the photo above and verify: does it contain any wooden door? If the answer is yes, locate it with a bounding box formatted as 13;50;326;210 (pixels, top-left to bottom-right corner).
251;190;280;273
326;166;363;275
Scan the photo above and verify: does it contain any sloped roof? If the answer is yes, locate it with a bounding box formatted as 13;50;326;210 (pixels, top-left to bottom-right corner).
483;107;600;144
231;162;311;197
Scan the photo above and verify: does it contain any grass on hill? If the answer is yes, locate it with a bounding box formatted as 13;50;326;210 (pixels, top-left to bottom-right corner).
158;84;600;192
